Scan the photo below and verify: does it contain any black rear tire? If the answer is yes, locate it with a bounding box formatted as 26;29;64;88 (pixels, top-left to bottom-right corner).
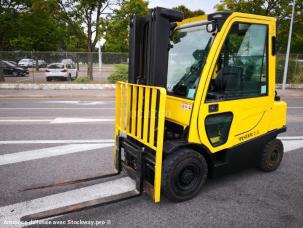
259;139;283;172
162;148;208;202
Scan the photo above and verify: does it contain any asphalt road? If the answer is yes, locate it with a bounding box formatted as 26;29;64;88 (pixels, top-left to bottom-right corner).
0;92;302;227
3;65;115;83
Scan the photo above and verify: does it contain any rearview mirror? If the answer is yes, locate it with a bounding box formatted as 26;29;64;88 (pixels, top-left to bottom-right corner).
206;22;217;33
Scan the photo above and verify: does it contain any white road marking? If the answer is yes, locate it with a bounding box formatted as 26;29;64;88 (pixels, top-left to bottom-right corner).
282;140;303;152
279;136;303;140
0;139;114;144
0;108;114;110
0;119;51;122
0;177;136;228
0;143;113;166
0;117;114;124
40;101;106;105
51;117;114;124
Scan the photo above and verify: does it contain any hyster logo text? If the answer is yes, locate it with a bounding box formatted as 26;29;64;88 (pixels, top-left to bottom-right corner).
238;130;259;142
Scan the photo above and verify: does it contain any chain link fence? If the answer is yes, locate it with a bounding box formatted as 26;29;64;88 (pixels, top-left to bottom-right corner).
0;51;128;83
0;51;128;65
277;53;303;84
0;51;302;84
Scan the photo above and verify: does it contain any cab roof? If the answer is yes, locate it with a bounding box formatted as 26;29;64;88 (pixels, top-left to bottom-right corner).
177;12;276;28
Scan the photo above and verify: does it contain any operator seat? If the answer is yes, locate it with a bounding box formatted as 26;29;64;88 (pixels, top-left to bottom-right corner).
213;66;243;95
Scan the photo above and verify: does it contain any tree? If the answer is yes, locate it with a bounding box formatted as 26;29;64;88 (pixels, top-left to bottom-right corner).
103;0;148;52
104;1;206;52
0;0;86;51
59;0;117;80
172;5;205;19
215;0;303;53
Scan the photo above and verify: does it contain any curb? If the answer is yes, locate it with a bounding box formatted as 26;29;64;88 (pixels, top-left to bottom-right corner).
276;84;303;89
0;83;116;90
0;83;302;90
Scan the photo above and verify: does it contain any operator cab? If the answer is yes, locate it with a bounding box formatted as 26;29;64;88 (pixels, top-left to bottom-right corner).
167;13;268;102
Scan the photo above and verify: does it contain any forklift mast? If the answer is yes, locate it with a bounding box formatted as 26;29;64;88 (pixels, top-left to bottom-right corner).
128;7;183;86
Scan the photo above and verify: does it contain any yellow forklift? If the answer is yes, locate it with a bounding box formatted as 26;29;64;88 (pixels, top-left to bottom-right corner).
114;7;287;203
21;8;288;221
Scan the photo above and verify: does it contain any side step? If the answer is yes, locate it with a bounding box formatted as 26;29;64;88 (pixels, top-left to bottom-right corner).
0;177;139;223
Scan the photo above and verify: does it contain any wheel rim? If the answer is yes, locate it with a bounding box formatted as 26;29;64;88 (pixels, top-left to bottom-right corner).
270;149;279;161
173;161;203;194
268;147;282;167
180;168;195;186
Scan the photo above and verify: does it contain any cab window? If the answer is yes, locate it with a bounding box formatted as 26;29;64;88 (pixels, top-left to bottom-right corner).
205;112;233;147
167;23;213;99
206;22;268;102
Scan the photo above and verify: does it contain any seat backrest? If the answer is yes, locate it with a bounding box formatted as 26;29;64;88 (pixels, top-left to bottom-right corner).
213;65;242;94
222;66;242;92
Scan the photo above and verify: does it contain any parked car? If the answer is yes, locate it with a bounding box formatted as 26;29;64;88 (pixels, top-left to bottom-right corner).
1;60;28;77
18;59;34;67
38;60;47;68
61;59;75;65
45;63;78;81
8;60;29;73
8;60;18;65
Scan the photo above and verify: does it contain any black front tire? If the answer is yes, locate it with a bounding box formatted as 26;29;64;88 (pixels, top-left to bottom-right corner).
162;148;208;202
259;139;284;172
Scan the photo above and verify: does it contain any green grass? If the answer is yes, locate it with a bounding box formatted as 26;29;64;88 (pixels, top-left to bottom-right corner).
107;64;128;83
74;76;91;83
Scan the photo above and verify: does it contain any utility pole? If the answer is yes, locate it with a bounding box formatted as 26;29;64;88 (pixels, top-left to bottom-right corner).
98;43;102;72
97;38;106;73
282;0;296;91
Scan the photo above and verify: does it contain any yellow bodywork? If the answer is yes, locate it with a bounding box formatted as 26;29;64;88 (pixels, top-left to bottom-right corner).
167;12;287;153
165;95;193;127
114;12;287;203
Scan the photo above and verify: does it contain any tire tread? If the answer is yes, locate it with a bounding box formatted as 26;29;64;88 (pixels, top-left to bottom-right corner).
259;139;283;172
162;148;208;202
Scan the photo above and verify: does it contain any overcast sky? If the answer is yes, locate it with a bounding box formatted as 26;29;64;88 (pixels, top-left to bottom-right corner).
148;0;222;13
